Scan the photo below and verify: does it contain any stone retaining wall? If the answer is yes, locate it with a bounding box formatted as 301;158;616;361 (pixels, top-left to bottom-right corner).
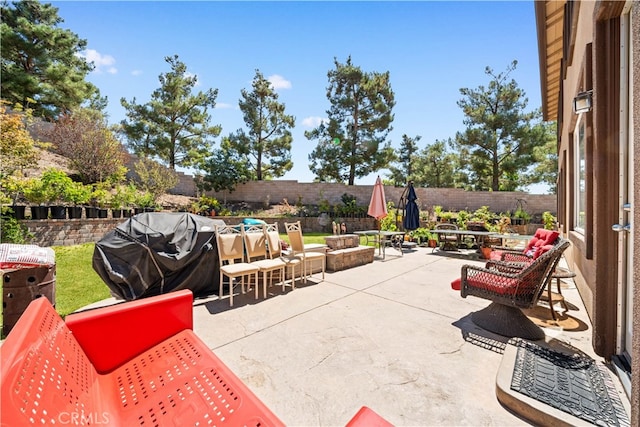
21;216;378;247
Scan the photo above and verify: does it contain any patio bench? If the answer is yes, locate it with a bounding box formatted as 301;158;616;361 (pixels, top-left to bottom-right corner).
0;289;392;426
0;289;284;426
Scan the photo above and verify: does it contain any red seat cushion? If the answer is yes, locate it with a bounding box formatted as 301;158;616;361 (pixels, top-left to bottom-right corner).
451;277;461;290
524;229;559;258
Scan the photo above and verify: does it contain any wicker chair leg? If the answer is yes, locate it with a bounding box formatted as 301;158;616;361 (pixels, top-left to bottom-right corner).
471;302;545;340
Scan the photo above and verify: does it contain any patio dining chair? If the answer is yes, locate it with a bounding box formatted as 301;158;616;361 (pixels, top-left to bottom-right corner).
284;221;325;283
435;223;459;251
264;223;301;289
242;224;288;298
215;224;260;306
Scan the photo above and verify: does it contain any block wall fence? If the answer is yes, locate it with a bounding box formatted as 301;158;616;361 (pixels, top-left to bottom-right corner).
175;177;557;216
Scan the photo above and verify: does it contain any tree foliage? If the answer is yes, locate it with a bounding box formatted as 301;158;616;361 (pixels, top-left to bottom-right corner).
44;108;127;184
452;61;550;191
0;102;40;176
388;134;420;186
0;0;98;119
413;139;459;188
133;157;179;201
306;56;395;185
120;55;221;169
199;138;251;193
525;121;557;193
227;70;294;180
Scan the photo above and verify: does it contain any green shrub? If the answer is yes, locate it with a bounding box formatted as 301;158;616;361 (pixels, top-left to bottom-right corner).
0;207;33;243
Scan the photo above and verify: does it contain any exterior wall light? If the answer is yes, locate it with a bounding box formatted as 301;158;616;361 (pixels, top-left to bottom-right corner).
573;90;593;114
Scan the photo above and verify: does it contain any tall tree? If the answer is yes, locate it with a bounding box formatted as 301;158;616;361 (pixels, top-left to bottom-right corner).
227;70;294;180
452;61;548;191
120;55;221;169
413;139;459;188
388;134;421;186
306;56;395;185
44;108;127;184
1;0;98;119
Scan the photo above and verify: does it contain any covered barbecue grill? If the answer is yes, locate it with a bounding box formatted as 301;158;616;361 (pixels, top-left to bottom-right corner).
93;212;223;300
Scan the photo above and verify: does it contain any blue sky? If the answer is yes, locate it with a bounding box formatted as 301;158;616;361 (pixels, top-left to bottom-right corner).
50;1;544;189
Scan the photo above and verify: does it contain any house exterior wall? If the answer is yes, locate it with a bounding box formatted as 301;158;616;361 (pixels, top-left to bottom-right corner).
630;3;639;424
548;2;638;424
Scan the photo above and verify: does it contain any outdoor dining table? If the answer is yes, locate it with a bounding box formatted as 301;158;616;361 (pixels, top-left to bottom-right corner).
354;230;406;259
428;229;497;250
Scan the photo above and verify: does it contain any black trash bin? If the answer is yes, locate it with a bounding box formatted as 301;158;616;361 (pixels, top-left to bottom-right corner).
2;265;56;337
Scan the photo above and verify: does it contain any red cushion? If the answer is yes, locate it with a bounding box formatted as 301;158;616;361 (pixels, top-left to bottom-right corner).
451;277;461;291
467;276;518;295
524;229;559;258
533;244;554;259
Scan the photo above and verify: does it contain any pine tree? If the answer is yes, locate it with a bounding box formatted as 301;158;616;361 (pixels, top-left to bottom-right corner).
227;70;294;180
1;0;98;118
452;61;549;191
306;56;395;185
120;55;221;169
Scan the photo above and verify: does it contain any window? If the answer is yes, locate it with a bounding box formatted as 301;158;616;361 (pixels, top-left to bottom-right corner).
574;115;586;233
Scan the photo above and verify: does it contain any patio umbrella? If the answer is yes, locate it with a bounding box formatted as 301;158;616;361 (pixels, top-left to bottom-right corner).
402;181;420;231
368;176;387;228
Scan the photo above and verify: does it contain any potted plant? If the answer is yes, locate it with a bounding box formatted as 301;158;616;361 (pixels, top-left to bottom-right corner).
513;206;531;225
0;175;27;220
88;185;110;218
22;177;49;219
109;185;131;218
40;168;74;219
64;181;91;219
433;205;443;222
542;211;556;230
134;191;156;214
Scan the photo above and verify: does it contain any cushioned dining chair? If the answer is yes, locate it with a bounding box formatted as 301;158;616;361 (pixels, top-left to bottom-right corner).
284;221;325;283
242;224;288;299
264;223;301;289
215;224;260;306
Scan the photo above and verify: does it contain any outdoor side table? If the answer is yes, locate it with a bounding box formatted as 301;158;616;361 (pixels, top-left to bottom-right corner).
540;266;575;320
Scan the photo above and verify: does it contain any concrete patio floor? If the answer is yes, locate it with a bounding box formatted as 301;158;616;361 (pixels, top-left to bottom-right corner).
185;246;631;426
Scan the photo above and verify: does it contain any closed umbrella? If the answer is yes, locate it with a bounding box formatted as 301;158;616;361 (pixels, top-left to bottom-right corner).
402;181;420;231
368;176;387;228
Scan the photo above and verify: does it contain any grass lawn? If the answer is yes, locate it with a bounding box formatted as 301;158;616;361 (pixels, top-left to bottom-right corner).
53;243;111;316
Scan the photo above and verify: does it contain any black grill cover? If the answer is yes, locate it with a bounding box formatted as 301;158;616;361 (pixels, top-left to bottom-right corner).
93;212;224;300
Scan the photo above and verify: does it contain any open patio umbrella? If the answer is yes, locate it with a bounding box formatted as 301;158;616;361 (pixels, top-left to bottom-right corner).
402;181;420;231
368;176;387;228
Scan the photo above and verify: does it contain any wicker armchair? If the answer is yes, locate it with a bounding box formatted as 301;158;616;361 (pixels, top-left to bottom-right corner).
459;238;570;340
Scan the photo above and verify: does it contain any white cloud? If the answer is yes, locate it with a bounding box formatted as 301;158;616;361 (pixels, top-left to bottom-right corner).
302;116;327;128
131;70;143;76
268;74;292;90
79;49;117;74
215;102;235;109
